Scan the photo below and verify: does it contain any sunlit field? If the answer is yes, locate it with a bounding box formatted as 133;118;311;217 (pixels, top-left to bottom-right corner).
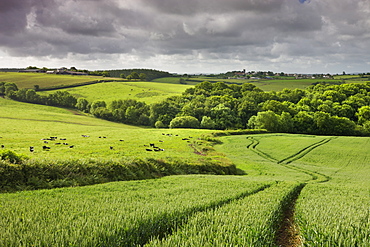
39;81;193;104
0;72;111;89
0;98;212;160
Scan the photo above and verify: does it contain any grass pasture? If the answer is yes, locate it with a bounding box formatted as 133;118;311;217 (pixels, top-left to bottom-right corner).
39;81;193;105
0;98;213;160
0;72;113;89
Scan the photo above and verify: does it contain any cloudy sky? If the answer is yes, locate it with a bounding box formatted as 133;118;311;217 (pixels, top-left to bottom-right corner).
0;0;369;74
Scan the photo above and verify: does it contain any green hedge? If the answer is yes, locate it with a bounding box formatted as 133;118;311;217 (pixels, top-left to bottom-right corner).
0;157;239;192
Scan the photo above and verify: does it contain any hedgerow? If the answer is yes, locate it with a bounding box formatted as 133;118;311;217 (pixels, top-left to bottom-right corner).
0;155;239;192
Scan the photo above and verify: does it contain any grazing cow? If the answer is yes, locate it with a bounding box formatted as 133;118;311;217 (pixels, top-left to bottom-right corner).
42;146;50;150
44;141;48;144
182;138;189;140
63;143;69;145
146;149;153;151
82;135;90;137
110;146;114;150
159;140;163;142
119;139;124;142
30;146;34;152
1;145;4;148
150;143;155;147
69;145;74;148
60;138;67;140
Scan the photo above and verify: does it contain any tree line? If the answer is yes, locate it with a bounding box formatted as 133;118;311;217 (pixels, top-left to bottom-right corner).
2;80;370;136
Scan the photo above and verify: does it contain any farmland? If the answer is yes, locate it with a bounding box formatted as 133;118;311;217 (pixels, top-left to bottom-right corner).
0;72;114;89
153;74;369;91
1;72;369;246
215;134;370;246
39;81;193;105
0;98;213;160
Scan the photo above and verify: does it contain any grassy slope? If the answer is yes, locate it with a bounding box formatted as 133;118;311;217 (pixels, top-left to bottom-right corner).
0;72;113;89
216;133;370;183
38;81;193;105
0;98;213;160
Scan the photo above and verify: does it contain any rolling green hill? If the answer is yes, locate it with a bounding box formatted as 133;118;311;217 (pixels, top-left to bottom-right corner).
0;97;212;160
0;72;115;89
38;81;193;105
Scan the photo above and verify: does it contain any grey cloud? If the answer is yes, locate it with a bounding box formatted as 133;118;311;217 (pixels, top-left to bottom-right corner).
0;0;370;73
139;0;284;15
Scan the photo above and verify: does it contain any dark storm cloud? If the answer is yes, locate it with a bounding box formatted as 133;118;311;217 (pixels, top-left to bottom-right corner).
0;0;369;73
0;0;54;35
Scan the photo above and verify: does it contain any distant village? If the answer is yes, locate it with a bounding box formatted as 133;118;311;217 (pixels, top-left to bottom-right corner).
228;69;334;80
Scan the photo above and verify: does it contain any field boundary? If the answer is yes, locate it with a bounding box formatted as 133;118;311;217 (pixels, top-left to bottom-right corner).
36;79;125;91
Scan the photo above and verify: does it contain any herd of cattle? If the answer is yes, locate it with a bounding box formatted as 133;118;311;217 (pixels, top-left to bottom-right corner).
0;133;193;154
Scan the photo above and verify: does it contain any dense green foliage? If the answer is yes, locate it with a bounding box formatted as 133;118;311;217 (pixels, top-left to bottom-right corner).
8;88;77;108
103;69;172;81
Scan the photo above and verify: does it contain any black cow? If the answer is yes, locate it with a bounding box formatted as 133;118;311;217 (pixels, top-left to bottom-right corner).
42;146;50;150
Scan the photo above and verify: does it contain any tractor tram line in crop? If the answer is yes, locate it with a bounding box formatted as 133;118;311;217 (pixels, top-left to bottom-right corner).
245;135;335;246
